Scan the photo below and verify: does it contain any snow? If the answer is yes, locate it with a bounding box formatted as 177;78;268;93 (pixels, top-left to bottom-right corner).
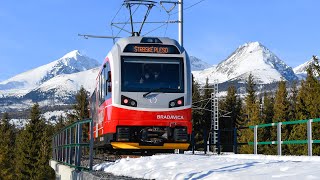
10;119;28;129
61;50;81;59
293;56;319;80
0;50;99;97
0;50;100;112
193;42;297;84
42;110;67;121
36;67;99;95
94;153;320;180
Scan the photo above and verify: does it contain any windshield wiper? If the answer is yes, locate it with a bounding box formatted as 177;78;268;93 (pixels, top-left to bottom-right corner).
143;88;178;98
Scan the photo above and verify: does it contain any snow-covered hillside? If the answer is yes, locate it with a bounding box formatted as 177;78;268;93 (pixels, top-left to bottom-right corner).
0;50;99;97
94;153;320;180
34;67;99;96
23;67;100;107
294;56;318;79
190;56;212;71
193;42;298;84
0;50;100;115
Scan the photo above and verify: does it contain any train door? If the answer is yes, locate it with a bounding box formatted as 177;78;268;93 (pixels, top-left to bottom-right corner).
98;65;106;136
104;61;112;132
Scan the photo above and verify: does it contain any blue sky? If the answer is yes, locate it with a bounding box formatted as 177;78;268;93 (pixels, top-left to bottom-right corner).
1;0;320;81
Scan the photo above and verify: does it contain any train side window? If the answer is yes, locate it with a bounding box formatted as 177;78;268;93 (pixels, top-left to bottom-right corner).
104;62;109;95
106;62;112;93
99;67;105;105
107;71;112;92
90;89;97;122
97;76;101;105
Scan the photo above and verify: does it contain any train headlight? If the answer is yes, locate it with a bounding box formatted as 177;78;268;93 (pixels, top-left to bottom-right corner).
130;101;136;106
121;95;137;107
170;101;176;107
169;97;184;108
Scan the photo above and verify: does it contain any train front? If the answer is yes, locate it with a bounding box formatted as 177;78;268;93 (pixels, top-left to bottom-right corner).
108;37;192;151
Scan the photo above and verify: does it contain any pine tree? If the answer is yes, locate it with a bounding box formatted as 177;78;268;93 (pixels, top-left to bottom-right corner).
290;65;320;155
192;79;205;150
15;104;54;179
191;78;216;150
311;55;320;76
273;81;290;122
245;74;256;107
273;80;291;154
219;85;242;152
260;92;276;154
0;112;16;180
288;81;299;120
201;78;213;147
55;114;65;132
65;86;89;126
239;74;260;153
74;86;90;120
37;124;56;179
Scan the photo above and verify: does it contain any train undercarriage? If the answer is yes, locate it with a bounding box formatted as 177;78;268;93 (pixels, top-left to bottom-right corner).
94;126;190;153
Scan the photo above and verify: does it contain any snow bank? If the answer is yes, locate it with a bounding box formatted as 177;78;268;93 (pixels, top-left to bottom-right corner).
94;154;320;180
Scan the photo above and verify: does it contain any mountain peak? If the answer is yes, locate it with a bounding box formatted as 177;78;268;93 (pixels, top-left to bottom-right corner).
61;50;81;59
239;41;265;52
294;56;318;79
242;41;261;47
0;50;100;93
195;41;297;84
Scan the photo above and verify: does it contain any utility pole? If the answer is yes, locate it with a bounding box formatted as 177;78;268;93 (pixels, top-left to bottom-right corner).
178;0;183;46
211;81;219;153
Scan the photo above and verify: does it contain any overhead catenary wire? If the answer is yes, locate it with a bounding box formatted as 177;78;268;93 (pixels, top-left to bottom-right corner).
110;0;206;38
111;4;125;43
170;0;206;15
111;2;142;40
164;13;171;36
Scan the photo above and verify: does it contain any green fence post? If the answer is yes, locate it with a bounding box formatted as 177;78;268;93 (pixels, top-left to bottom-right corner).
308;119;313;156
277;122;282;156
254;125;258;154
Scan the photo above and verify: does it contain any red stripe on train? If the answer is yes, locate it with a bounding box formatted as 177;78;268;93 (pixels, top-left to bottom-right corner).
96;101;192;137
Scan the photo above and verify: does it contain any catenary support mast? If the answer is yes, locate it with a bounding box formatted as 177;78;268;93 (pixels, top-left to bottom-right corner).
178;0;183;46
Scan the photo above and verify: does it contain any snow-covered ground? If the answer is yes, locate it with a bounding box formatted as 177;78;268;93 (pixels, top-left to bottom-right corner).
94;153;320;180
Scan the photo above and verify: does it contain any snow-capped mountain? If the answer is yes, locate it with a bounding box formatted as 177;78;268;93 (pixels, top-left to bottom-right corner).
0;50;100;97
0;50;100;116
194;42;298;84
293;56;318;79
190;56;212;71
24;67;99;105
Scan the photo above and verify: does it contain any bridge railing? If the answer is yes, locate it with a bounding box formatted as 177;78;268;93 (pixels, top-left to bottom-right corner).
52;119;94;171
247;118;320;156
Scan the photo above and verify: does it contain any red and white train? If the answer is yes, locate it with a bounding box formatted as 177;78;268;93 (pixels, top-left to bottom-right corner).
89;36;192;152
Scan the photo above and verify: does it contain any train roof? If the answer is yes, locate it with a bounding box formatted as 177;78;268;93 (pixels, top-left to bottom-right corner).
114;36;184;53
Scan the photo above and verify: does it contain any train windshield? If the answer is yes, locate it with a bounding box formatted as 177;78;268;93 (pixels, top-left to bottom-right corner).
121;56;184;93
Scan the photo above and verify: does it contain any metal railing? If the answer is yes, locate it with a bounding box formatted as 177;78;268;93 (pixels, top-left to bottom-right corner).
248;118;320;156
52;119;94;170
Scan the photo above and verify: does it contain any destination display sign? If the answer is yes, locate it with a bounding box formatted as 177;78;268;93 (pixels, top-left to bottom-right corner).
123;44;180;54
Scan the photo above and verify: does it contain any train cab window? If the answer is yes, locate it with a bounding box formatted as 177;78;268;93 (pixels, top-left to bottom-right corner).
121;56;184;93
